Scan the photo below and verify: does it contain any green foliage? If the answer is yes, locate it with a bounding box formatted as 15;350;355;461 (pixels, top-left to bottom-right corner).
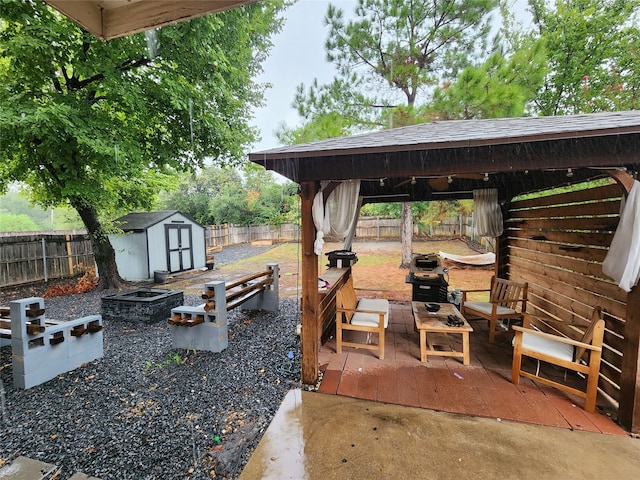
360;199;471;225
0;213;39;231
0;190;83;230
0;1;287;206
427;39;547;119
0;0;287;283
325;0;499;106
158;165;298;226
277;0;500;142
526;0;640;115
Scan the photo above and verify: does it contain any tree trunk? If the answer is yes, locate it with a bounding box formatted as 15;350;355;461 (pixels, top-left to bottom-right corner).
74;201;124;289
400;201;412;269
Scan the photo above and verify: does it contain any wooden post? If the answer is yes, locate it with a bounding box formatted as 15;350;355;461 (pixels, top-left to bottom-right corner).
610;170;640;433
300;181;320;385
65;234;74;275
620;288;640;433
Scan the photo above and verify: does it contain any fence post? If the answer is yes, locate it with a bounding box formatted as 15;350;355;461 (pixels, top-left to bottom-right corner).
65;234;74;275
41;238;48;282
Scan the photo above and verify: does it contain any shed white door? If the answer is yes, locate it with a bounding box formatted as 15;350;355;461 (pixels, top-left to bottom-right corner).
166;224;193;273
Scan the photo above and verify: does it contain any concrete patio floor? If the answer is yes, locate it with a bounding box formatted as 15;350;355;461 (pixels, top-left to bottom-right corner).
239;389;640;480
240;301;640;479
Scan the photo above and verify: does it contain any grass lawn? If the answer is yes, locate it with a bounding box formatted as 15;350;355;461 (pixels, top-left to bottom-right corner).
216;239;493;302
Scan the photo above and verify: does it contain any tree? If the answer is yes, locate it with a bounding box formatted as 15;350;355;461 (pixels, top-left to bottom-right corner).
0;190;83;230
159;164;298;226
526;0;640;115
321;0;500;267
0;0;287;288
0;213;39;232
427;40;547;119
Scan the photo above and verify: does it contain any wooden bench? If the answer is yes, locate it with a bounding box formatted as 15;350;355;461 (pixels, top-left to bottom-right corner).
168;264;279;352
461;276;528;343
336;276;389;359
511;307;604;413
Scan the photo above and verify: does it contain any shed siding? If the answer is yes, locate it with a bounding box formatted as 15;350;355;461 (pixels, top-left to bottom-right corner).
147;221;169;274
109;232;149;280
504;181;626;405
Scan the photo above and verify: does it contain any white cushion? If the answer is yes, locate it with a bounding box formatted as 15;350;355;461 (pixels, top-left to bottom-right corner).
464;301;517;316
350;298;389;328
515;332;574;362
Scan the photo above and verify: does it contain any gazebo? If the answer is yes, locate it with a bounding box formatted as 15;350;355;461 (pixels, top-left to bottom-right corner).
249;110;640;433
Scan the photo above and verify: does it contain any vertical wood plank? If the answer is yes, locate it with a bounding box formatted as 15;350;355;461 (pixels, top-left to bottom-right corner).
619;288;640;433
300;181;319;385
614;172;640;433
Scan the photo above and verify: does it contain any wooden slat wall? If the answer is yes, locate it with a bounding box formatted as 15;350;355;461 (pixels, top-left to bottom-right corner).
505;182;626;405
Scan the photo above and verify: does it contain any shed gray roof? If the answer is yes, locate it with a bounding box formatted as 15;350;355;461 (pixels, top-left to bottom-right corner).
114;210;182;231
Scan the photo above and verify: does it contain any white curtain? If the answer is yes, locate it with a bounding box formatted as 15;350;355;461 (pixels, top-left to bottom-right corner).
603;180;640;292
312;180;361;255
312;184;330;256
473;188;503;237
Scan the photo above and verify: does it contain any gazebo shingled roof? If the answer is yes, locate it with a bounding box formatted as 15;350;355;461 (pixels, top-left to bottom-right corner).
250;110;640;204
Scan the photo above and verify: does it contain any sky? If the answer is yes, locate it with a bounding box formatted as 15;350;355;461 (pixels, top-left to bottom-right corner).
250;0;530;153
250;0;356;152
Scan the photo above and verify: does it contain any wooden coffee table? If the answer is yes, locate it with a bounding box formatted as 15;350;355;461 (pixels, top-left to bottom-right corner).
412;302;473;365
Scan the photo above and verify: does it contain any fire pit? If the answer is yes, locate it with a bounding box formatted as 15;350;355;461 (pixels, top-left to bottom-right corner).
101;288;184;324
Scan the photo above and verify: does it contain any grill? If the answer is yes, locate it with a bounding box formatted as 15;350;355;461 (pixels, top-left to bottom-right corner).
406;253;448;303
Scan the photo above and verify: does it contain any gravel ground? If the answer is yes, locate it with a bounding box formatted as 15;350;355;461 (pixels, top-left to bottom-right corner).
0;245;302;479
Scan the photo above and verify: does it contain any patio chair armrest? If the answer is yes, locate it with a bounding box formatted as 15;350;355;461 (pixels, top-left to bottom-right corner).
461;288;490;303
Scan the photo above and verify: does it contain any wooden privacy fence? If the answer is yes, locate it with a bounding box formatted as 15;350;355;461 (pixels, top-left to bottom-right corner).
2;216;488;288
503;181;626;407
0;234;93;288
205;223;300;248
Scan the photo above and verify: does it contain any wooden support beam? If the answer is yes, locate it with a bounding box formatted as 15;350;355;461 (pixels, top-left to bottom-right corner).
619;287;640;433
300;181;320;385
606;169;635;193
612;170;640;433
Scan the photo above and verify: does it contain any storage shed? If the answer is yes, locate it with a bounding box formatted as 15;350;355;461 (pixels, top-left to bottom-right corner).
109;211;206;281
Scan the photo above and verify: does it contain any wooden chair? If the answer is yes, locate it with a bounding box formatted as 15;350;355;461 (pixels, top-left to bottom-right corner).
511;307;604;413
335;276;389;359
460;276;528;343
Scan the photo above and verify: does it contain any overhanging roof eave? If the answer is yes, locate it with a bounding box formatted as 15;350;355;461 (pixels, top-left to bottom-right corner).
249;111;640;167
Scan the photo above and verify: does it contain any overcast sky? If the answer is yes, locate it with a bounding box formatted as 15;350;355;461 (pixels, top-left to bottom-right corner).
250;0;356;152
250;0;530;152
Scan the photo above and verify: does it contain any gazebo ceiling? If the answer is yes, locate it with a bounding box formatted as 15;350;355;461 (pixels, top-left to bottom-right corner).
43;0;258;40
249;111;640;203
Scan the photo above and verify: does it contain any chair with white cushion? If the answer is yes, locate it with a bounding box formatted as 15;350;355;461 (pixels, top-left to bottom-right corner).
511;307;605;413
461;276;528;343
336;276;389;359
